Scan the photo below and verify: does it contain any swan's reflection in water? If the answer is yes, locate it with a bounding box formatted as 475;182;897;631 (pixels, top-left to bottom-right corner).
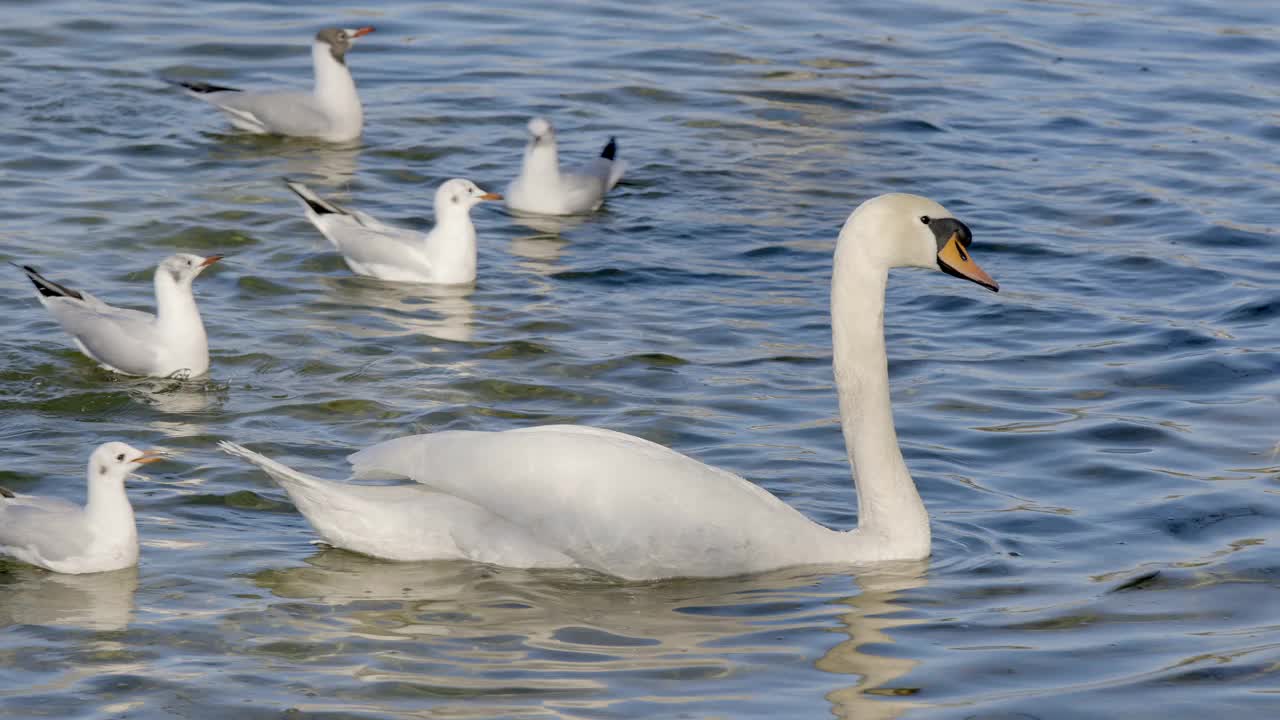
820;562;928;720
0;565;139;631
250;553;926;717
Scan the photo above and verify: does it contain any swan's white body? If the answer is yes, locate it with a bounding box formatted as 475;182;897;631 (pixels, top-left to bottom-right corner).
180;28;372;142
16;254;221;378
221;193;998;580
286;178;500;284
0;443;164;574
505;117;626;216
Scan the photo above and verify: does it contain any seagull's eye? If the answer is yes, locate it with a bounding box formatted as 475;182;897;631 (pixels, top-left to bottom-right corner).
116;453;125;461
920;216;931;225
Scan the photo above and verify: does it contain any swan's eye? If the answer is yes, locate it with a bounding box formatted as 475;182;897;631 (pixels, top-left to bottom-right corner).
920;215;931;225
116;453;125;461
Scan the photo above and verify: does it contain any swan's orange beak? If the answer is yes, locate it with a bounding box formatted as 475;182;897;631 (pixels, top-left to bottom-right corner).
480;192;503;201
351;27;375;38
200;254;224;268
937;234;998;292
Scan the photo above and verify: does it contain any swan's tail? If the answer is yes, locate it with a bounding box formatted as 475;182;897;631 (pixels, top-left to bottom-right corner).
219;441;330;493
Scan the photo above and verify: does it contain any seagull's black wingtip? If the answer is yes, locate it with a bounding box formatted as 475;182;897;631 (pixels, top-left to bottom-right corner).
177;80;243;94
600;136;618;160
283;181;342;216
16;264;84;301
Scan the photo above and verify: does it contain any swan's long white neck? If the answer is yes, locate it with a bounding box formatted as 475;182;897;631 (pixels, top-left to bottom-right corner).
424;197;478;284
311;42;363;134
831;228;930;557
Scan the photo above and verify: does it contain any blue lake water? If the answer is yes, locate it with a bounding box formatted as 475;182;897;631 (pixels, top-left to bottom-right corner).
2;0;1279;717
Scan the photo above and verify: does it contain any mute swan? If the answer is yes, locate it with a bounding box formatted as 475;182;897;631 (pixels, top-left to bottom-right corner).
285;178;501;284
0;443;165;574
220;193;998;579
15;253;222;378
505;117;626;216
177;27;374;142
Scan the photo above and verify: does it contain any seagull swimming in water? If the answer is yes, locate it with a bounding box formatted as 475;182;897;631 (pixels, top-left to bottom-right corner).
0;442;165;574
505;117;626;216
285;178;501;284
14;253;222;378
177;27;375;142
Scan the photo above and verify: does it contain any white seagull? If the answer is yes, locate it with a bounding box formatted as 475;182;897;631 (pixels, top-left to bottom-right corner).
0;442;165;574
15;253;222;378
285;178;501;284
219;193;1000;581
178;27;374;142
505;117;626;215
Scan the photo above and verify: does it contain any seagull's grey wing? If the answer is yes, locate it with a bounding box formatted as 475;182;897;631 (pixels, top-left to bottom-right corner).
42;297;161;375
558;172;610;213
287;181;398;235
327;222;430;273
576;137;625;190
207;91;331;137
0;497;92;563
347;208;396;232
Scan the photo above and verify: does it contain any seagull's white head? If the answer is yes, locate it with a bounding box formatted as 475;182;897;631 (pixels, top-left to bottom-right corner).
436;178;502;211
158;253;222;286
89;442;165;483
527;117;554;141
839;193;998;292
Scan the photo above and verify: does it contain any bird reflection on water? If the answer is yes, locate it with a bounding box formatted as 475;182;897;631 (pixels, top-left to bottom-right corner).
245;551;928;717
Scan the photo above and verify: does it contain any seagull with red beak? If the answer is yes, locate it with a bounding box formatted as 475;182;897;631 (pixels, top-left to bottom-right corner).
285;178;502;284
177;26;375;142
14;253;224;378
0;442;166;574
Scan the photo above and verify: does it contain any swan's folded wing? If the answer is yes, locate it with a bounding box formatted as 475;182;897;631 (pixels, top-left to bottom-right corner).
0;497;92;564
348;425;824;579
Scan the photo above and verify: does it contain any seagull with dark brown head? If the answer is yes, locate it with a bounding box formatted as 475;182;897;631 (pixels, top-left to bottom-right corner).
177;27;375;142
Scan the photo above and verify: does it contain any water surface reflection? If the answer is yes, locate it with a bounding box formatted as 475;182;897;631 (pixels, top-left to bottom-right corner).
246;552;927;717
0;565;139;631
